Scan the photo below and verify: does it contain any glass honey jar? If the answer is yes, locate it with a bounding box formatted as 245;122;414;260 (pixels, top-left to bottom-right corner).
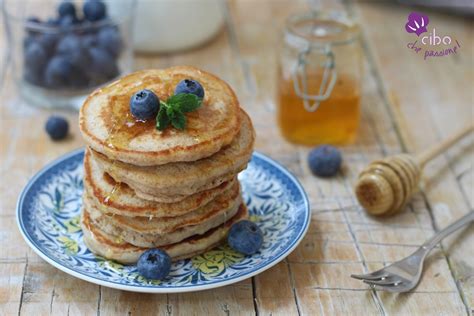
277;12;362;145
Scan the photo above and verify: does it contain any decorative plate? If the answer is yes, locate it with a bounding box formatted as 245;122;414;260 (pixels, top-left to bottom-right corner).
17;149;310;293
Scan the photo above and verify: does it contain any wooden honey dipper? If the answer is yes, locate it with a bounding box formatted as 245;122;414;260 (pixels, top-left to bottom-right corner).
355;124;473;216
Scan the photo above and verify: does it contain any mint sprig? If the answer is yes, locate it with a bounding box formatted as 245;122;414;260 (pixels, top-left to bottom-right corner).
156;94;202;131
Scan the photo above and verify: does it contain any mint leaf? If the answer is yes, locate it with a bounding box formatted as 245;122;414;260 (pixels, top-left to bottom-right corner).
168;108;186;130
167;93;202;113
156;107;170;131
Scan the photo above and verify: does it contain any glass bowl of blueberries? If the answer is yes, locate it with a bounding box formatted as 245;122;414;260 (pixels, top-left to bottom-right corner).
2;0;136;110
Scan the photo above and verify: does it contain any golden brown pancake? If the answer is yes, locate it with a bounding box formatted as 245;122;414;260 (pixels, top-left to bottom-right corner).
84;149;236;217
79;66;241;166
91;110;255;202
81;204;248;264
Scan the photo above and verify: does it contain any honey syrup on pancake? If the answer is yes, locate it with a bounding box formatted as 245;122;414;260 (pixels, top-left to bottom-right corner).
99;74;221;151
102;173;123;206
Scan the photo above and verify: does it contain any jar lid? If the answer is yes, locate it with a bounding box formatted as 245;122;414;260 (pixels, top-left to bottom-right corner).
285;11;359;48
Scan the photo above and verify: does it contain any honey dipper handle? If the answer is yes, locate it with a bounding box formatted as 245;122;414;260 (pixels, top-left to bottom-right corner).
416;124;474;167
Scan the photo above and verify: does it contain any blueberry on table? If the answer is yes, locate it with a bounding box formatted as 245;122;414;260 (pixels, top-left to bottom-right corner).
307;145;342;177
45;116;69;140
228;220;263;255
130;89;160;120
83;0;107;22
44;55;74;87
98;26;122;57
174;79;205;98
58;1;77;19
137;249;171;280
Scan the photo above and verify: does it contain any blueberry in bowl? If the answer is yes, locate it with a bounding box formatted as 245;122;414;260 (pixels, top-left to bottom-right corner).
20;0;127;93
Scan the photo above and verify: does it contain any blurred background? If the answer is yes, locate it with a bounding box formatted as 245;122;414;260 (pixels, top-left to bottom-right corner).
0;0;472;159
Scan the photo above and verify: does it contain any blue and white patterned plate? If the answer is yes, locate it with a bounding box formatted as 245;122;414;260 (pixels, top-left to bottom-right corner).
17;149;310;293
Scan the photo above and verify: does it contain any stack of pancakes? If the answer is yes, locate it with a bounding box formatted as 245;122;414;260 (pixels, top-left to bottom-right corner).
79;67;255;264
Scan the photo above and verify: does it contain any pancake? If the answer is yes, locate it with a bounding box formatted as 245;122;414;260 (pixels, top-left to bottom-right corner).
91;110;255;201
84;179;241;234
81;204;248;264
84;149;236;217
79;66;241;166
84;186;242;248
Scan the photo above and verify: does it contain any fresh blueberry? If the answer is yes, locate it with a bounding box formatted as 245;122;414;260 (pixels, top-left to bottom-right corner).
307;145;342;177
56;34;81;54
45;116;69;140
228;220;263;255
44;55;74;87
87;47;119;80
37;33;60;55
83;0;107;22
174;79;205;98
24;41;48;72
98;26;122;57
137;249;171;280
58;1;77;19
59;15;76;31
82;34;98;48
130;89;160;120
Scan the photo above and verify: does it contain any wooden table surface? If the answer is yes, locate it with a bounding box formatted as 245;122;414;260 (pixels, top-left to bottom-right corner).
1;1;473;315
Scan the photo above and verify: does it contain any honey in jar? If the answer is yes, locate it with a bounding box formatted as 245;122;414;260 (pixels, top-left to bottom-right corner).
277;12;362;145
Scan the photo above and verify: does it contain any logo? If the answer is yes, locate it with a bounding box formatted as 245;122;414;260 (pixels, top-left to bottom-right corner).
405;12;429;36
405;12;461;60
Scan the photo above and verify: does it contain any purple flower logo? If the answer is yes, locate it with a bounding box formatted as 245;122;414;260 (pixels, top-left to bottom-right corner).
405;12;429;36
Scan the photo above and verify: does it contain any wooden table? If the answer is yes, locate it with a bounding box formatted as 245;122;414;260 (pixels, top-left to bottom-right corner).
1;1;473;315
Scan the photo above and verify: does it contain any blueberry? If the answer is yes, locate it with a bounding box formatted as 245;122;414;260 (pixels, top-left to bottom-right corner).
174;79;205;98
137;249;171;280
59;15;75;31
58;1;77;19
98;26;122;57
82;34;98;48
228;220;263;255
24;41;48;72
83;0;107;22
130;89;160;120
87;47;119;80
57;34;81;54
307;145;342;177
37;33;60;55
45;116;69;140
44;55;74;87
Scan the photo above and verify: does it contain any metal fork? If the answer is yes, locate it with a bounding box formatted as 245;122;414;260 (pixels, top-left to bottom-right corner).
351;211;474;292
